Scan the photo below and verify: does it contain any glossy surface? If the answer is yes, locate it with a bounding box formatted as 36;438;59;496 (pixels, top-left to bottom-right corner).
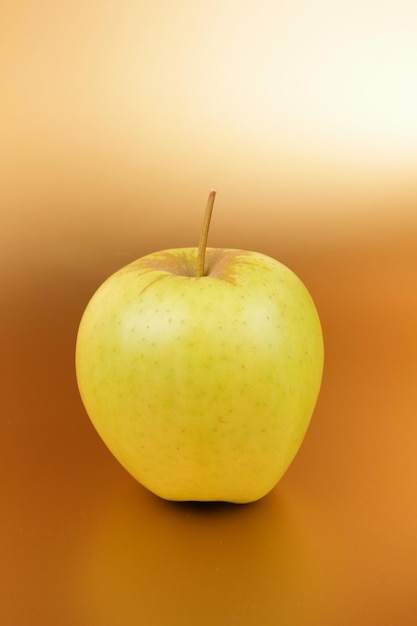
3;223;417;626
2;1;417;624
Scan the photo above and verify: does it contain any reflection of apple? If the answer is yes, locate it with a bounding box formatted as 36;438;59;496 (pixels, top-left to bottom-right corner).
75;192;323;503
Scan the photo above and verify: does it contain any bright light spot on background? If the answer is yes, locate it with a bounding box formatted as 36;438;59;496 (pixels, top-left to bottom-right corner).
205;1;417;159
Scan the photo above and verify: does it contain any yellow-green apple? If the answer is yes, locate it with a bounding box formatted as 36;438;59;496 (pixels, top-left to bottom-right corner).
75;192;324;503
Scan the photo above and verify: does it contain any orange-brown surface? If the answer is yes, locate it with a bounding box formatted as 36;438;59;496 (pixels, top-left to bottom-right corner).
2;1;417;624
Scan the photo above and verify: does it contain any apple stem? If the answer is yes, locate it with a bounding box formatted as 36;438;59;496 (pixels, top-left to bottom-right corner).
196;189;216;277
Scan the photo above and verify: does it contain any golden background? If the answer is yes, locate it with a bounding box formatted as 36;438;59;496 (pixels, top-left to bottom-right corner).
2;0;417;624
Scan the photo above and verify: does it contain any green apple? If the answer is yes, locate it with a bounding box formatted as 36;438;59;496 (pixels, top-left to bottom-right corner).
75;193;324;503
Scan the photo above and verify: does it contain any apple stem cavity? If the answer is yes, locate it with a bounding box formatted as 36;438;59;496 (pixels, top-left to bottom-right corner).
196;189;216;278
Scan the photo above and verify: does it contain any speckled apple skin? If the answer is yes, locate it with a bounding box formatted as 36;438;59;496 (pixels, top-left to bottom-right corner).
75;248;324;503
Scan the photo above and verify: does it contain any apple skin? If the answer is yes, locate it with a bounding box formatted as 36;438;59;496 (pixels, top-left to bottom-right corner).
75;247;324;503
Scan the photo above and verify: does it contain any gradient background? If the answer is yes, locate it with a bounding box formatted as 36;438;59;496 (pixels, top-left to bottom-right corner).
2;1;417;624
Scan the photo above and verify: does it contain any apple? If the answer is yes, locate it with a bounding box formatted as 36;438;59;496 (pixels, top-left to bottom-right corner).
75;192;324;503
